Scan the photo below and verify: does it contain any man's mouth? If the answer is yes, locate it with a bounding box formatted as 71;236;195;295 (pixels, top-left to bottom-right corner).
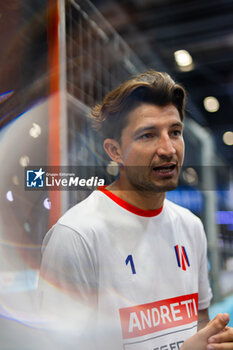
153;164;176;172
152;163;177;176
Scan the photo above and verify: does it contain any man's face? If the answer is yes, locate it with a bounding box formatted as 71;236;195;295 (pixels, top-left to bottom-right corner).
117;103;185;193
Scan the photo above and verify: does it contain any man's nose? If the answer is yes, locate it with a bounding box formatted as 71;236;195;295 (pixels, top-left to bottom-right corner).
156;135;176;157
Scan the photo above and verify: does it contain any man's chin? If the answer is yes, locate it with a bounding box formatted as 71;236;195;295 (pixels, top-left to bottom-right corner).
130;180;179;193
161;184;178;192
149;178;179;193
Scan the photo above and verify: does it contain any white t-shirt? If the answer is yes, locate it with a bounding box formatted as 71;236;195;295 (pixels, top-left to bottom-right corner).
39;188;212;350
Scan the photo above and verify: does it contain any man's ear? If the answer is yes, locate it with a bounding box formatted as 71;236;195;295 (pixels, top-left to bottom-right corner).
103;138;122;164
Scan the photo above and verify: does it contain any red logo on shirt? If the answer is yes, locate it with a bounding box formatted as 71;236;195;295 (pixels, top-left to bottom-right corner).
119;293;198;339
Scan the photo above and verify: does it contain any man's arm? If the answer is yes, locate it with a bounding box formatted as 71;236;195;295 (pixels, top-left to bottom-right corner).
198;308;210;331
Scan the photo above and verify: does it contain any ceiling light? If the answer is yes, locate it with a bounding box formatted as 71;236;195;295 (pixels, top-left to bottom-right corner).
19;156;30;167
29;123;41;138
182;167;198;185
174;50;193;71
43;198;51;210
203;96;219;113
12;175;19;186
6;191;14;202
223;131;233;146
24;222;31;233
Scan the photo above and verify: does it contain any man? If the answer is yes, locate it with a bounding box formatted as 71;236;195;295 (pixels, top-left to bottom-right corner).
39;71;233;349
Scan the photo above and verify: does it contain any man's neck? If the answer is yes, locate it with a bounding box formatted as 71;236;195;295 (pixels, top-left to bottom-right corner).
106;179;165;211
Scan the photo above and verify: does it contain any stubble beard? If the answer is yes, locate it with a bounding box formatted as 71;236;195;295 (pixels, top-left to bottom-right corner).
124;166;180;193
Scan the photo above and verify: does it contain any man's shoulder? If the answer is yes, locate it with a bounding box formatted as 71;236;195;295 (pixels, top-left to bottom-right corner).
42;190;106;250
165;198;203;227
58;190;107;232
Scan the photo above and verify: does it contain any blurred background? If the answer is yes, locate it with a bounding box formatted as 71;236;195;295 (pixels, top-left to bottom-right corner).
0;0;233;348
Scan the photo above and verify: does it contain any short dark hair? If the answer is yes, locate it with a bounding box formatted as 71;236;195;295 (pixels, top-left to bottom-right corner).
90;70;186;141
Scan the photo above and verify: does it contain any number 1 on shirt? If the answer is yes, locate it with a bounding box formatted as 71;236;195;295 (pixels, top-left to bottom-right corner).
125;254;136;274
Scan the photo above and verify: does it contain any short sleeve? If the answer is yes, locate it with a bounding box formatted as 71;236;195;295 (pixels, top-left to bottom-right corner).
37;223;98;347
197;221;213;310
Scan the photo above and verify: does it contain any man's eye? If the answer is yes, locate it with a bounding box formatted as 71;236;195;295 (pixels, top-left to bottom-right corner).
172;130;182;136
140;133;154;139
